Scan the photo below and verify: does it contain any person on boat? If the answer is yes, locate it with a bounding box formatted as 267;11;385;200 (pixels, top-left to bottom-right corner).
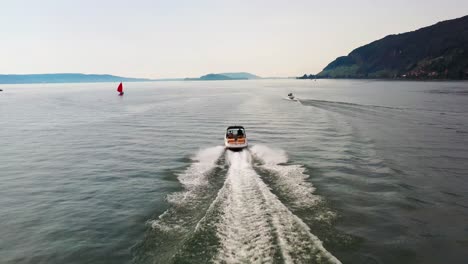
237;129;244;137
227;131;234;138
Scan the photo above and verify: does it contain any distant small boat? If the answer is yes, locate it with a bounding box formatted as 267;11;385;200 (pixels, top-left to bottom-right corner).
117;82;124;96
287;93;297;101
0;89;3;92
225;126;248;150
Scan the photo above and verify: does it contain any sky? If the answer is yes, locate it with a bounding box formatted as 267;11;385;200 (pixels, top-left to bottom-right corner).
1;0;467;78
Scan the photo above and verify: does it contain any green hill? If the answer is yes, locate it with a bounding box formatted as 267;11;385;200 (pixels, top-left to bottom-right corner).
184;72;259;81
219;72;260;79
318;15;468;79
200;74;237;80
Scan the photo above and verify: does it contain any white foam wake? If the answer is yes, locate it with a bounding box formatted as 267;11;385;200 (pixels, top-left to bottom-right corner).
166;146;225;205
151;146;224;230
251;145;321;209
177;146;225;189
214;150;341;264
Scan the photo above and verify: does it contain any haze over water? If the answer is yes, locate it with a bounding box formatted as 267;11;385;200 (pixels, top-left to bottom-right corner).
1;80;468;263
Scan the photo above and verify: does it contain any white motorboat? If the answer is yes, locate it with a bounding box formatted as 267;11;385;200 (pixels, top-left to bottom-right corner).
224;126;248;150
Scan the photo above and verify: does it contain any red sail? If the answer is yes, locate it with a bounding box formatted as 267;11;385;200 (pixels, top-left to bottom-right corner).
117;82;123;93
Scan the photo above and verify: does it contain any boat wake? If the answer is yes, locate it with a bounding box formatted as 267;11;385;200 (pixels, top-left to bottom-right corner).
133;146;226;263
283;97;301;103
212;150;340;263
151;146;225;232
135;146;341;264
250;145;320;209
167;146;225;206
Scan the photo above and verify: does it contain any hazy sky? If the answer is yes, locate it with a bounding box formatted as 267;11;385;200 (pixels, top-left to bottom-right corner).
1;0;467;78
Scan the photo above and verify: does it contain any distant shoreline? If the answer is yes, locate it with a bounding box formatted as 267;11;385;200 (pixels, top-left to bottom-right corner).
296;77;468;82
0;72;293;85
1;78;467;86
0;72;287;84
0;73;154;85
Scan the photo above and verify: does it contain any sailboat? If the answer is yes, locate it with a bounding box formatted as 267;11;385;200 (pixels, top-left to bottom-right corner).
117;82;124;96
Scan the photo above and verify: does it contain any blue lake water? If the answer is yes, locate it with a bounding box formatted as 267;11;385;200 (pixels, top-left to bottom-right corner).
1;80;467;263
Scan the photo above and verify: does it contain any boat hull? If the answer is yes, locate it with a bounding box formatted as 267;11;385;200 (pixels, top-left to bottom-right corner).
284;96;298;101
224;140;248;150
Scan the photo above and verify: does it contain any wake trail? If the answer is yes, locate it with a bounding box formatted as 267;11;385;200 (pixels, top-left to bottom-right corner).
250;145;321;209
151;146;225;232
214;150;341;264
133;146;226;264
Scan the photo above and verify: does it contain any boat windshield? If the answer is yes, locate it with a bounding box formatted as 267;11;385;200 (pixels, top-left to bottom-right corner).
226;128;245;138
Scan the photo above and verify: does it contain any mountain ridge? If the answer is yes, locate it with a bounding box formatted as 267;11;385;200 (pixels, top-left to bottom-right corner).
184;72;260;81
219;72;260;79
316;15;468;80
0;73;153;84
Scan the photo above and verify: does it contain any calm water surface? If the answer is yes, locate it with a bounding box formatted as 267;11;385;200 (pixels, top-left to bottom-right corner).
1;80;467;264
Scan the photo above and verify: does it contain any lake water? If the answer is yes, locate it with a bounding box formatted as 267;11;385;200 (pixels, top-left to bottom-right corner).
1;80;467;264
